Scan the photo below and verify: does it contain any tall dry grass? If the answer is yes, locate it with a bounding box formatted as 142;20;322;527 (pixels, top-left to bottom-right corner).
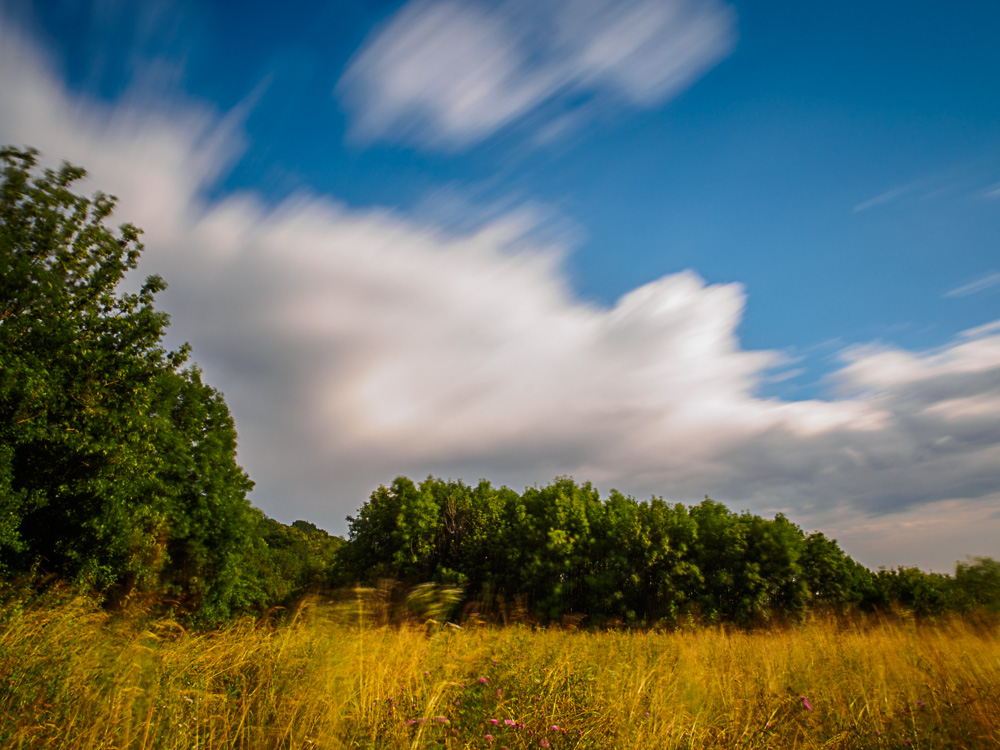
1;593;997;749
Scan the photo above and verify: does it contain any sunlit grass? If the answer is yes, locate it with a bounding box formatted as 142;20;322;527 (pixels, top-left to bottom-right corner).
1;593;997;749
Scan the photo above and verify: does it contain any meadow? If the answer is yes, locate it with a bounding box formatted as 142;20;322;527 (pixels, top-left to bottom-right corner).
1;593;998;750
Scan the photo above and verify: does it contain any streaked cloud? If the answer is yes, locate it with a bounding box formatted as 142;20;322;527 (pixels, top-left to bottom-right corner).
335;0;736;150
944;271;1000;298
2;18;999;571
852;184;913;213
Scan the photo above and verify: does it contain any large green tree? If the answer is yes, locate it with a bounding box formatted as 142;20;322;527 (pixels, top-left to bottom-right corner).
0;147;261;619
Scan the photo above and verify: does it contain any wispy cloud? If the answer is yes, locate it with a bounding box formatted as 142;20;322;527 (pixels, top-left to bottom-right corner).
3;16;1000;570
852;184;912;213
961;319;1000;339
944;271;1000;298
335;0;736;151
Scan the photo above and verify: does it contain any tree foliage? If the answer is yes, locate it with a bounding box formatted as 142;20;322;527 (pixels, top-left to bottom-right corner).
345;474;1000;627
0;147;263;619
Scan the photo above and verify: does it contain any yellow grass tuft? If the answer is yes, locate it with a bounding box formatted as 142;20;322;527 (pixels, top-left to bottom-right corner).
1;594;997;748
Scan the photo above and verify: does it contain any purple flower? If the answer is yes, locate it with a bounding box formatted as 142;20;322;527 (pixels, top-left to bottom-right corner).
801;696;814;711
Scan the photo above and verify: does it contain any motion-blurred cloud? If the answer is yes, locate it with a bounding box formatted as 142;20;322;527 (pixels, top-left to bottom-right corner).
336;0;736;150
2;13;998;571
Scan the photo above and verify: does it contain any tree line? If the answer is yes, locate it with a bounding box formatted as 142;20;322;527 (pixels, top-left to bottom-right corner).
343;475;1000;625
1;146;997;625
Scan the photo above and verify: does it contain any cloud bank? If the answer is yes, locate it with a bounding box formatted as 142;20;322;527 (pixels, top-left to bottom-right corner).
336;0;736;150
2;17;998;571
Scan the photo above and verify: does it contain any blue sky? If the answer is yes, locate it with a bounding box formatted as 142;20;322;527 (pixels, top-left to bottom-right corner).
2;0;999;569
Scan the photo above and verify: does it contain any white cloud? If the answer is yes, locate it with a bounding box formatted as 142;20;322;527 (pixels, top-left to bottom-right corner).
335;0;736;150
3;18;1000;571
944;271;1000;298
852;185;912;213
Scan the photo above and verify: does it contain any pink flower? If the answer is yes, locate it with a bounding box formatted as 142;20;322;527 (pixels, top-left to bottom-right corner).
549;725;561;731
540;740;550;748
485;735;494;742
801;696;813;711
489;719;499;725
479;676;489;684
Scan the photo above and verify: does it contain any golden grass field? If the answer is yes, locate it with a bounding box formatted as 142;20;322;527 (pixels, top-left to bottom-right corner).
1;594;998;749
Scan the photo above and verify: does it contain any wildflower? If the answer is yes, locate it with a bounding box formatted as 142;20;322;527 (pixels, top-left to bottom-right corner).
644;712;650;719
489;719;499;725
916;700;926;708
485;735;494;742
540;740;550;748
800;696;813;711
505;720;517;726
479;676;489;684
550;725;561;732
436;716;448;724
